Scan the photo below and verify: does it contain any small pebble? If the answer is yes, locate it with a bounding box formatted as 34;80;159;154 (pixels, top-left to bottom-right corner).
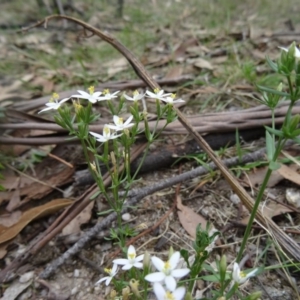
19;271;34;283
286;188;300;208
122;213;131;221
71;287;78;295
74;269;80;277
230;193;240;205
63;185;74;198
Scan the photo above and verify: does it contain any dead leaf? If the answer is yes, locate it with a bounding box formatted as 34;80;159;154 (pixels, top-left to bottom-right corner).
61;200;94;235
244;164;300;188
2;277;33;300
277;164;300;186
192;58;214;70
0;198;72;245
177;195;208;239
0;210;22;227
103;57;129;77
241;201;293;224
164;66;183;79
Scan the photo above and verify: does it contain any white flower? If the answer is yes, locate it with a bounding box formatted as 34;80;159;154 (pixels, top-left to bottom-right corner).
39;93;69;113
232;263;258;285
71;86;103;103
278;45;300;59
106;115;134;131
113;245;144;270
95;264;118;286
153;282;186;300
90;125;122;142
146;88;172;101
100;89;120;100
145;252;190;291
160;94;185;105
124;90;145;101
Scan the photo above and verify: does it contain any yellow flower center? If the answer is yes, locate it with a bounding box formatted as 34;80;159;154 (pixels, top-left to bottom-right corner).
240;271;246;278
171;93;176;99
103;89;110;95
116;117;124;125
49;92;59;103
165;291;175;300
104;126;110;135
104;267;112;275
52;93;59;100
90;162;97;172
133;90;139;96
73;100;82;113
154;88;160;94
163;261;171;273
88;86;95;95
128;252;136;260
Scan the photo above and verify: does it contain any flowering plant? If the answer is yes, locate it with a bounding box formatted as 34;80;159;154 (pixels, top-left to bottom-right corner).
40;86;182;248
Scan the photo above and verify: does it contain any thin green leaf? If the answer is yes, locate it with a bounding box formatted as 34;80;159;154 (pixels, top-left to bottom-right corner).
269;161;281;171
257;85;290;97
265;131;274;161
265;126;284;137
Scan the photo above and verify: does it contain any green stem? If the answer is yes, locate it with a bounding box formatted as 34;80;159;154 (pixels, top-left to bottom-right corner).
287;75;294;101
236;138;284;262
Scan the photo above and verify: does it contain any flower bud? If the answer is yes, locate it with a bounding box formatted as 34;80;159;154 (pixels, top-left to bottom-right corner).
219;255;227;276
129;279;141;298
277;82;283;92
143;251;151;269
108;289;117;299
122;286;130;300
168;246;174;260
246;291;262;300
184;291;193;300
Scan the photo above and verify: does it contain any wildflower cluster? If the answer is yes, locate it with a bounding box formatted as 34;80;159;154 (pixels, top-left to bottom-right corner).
36;41;300;300
95;244;260;300
39;86;184;248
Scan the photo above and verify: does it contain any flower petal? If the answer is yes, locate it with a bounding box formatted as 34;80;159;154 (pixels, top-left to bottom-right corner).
153;283;165;300
111;263;118;274
89;131;103;139
278;46;288;52
73;90;89;98
124;115;134;126
113;115;120;125
95;276;108;285
59;97;70;104
151;256;165;271
128;245;136;257
145;272;165;283
124;94;133;100
245;268;258;279
165;275;177;291
133;262;143;269
145;90;156;98
122;263;133;270
169;252;180;270
135;254;144;262
171;268;190;278
232;262;240;283
93;91;102;97
113;258;129;266
173;287;186;300
38;106;54;113
105;276;113;286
